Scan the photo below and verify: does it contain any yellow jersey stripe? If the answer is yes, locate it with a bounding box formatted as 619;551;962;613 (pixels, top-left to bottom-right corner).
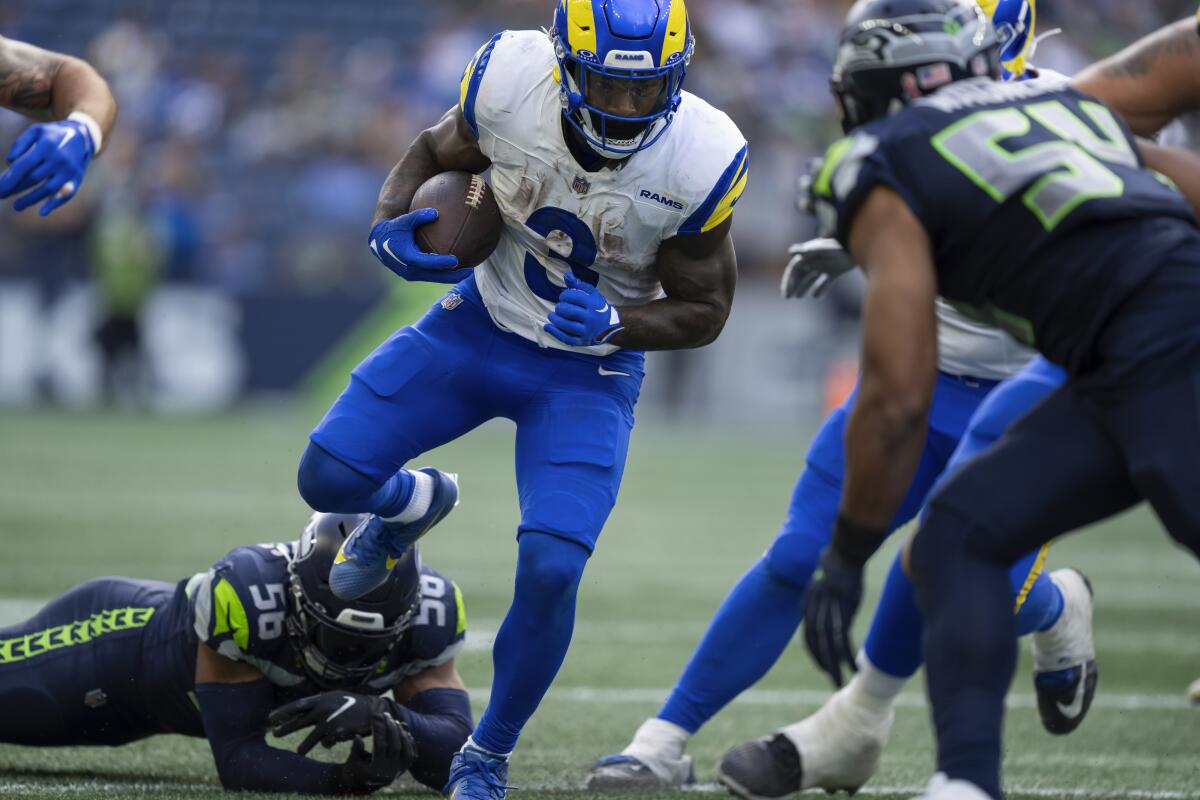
453;581;468;636
702;152;749;232
679;143;749;234
0;606;156;665
213;577;250;650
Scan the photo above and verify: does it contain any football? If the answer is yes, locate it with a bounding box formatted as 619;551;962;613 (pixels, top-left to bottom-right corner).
410;171;502;268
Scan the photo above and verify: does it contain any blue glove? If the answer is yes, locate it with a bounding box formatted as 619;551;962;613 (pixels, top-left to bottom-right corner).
0;119;95;216
369;209;471;284
802;546;863;689
544;271;624;347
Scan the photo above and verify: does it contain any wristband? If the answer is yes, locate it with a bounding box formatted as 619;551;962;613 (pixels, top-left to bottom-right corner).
67;111;103;155
831;515;887;567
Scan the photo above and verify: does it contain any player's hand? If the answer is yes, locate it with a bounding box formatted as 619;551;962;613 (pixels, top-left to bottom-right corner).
335;712;418;794
369;209;466;283
269;691;390;755
803;547;863;688
0;119;96;216
781;239;857;299
544;271;624;347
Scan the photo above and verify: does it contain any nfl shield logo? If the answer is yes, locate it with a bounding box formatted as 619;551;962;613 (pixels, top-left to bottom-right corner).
440;292;464;311
572;174;591;195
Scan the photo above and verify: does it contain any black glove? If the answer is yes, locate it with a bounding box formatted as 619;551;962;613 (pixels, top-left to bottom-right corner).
270;692;392;756
336;711;418;794
803;546;864;688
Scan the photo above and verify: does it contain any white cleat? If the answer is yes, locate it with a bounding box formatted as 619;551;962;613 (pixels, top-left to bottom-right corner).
718;682;894;798
1031;569;1098;734
586;718;694;791
1187;677;1200;704
910;772;992;800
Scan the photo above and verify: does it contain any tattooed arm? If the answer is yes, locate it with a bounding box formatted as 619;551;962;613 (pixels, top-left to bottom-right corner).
1074;18;1200;137
0;36;115;135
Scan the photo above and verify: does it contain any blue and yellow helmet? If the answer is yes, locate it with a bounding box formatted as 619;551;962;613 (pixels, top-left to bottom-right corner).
550;0;694;158
977;0;1036;79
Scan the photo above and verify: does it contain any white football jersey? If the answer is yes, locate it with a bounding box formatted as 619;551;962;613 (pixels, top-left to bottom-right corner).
459;30;748;356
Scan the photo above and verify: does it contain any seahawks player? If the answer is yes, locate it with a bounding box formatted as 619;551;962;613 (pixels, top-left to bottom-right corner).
789;2;1200;798
586;3;1095;794
0;35;115;215
0;513;472;794
295;2;745;797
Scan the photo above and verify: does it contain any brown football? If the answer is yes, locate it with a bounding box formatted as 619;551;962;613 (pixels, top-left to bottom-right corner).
410;171;502;268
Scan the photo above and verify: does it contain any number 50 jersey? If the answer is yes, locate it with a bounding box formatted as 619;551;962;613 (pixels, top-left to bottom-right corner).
459;30;748;356
813;76;1197;375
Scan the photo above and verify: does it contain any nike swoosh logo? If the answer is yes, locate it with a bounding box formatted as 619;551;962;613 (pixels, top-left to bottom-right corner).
385;554;401;569
327;695;357;722
596;303;610;314
57;129;76;150
333;546;350;565
382;239;403;264
598;366;630;377
1056;677;1086;718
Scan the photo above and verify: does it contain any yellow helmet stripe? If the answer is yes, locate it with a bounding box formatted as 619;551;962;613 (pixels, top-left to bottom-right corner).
660;0;689;65
565;0;598;55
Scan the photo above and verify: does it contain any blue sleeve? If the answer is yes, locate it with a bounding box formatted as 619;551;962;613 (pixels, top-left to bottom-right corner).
196;680;346;795
390;688;473;791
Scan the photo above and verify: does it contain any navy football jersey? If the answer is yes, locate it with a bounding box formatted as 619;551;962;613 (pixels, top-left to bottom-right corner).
187;543;466;697
812;76;1199;374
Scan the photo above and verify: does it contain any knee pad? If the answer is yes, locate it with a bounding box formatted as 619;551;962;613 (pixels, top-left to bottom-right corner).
296;442;380;512
762;533;822;591
515;533;589;601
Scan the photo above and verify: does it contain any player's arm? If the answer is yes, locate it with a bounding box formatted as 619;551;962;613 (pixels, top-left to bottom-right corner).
801;185;937;688
1073;18;1200;137
543;218;737;351
269;660;473;793
196;640;408;794
0;36;116;215
1137;137;1200;217
366;106;489;284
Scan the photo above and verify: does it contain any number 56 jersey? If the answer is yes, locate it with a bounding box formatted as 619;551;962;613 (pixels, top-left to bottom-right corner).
459;30;748;356
813;76;1197;375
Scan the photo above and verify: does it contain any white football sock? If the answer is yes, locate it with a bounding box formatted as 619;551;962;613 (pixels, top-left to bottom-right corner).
846;651;906;716
384;470;434;524
623;717;689;761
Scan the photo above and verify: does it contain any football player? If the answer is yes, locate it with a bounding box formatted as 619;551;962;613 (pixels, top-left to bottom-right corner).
0;35;115;215
0;513;472;794
294;2;746;797
587;3;1097;794
792;1;1200;798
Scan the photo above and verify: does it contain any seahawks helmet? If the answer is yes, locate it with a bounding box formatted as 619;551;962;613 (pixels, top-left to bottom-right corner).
550;0;694;158
831;0;1000;133
286;513;421;688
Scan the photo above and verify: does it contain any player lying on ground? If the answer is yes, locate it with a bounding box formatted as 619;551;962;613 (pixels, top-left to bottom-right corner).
0;34;115;215
793;1;1200;798
294;2;746;798
587;2;1097;795
0;513;472;794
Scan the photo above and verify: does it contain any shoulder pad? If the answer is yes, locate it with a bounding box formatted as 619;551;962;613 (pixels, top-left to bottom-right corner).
669;95;749;235
192;543;294;664
459;30;555;147
366;565;466;688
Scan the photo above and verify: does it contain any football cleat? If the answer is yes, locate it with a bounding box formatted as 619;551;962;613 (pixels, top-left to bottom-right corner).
1187;677;1200;704
444;742;511;800
718;681;894;799
717;734;802;800
585;753;695;791
909;772;992;800
1031;569;1097;734
329;468;459;601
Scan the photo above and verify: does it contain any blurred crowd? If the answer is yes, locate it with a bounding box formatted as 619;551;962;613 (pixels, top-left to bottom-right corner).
0;0;1196;299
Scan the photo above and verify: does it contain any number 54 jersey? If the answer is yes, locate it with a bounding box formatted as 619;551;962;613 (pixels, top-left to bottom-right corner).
459;30;748;356
813;76;1197;375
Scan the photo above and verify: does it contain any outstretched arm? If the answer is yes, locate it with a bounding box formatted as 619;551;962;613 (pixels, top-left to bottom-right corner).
1074;18;1200;137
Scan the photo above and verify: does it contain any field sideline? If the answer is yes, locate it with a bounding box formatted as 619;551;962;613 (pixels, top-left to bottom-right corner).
0;409;1197;800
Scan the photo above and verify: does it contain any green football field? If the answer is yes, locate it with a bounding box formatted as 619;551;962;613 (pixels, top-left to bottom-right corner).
0;409;1197;800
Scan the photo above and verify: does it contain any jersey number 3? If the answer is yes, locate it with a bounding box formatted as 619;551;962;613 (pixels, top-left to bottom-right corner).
522;207;601;302
932;100;1137;231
